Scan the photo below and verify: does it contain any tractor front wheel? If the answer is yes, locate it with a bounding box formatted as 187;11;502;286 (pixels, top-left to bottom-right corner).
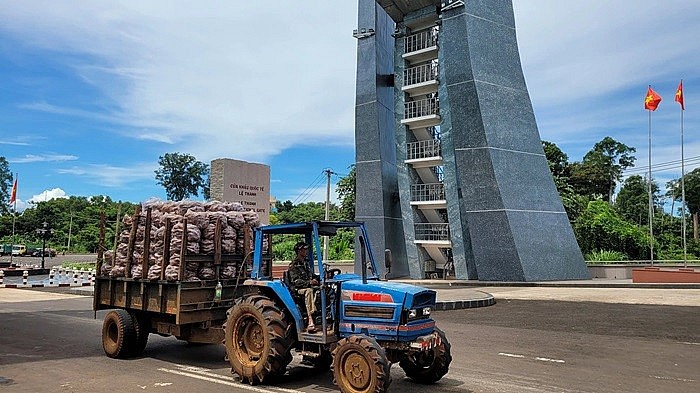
332;335;391;393
399;327;451;384
224;295;293;384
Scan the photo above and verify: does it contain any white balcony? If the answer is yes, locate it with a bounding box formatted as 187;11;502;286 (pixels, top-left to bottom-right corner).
403;28;439;64
402;97;440;129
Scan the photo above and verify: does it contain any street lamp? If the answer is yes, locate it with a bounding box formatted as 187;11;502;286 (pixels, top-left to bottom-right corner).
35;221;54;270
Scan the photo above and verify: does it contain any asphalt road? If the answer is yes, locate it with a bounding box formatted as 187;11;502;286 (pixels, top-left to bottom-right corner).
1;254;96;269
0;291;698;393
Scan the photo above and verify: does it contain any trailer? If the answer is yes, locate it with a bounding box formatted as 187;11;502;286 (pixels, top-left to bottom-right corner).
93;204;271;357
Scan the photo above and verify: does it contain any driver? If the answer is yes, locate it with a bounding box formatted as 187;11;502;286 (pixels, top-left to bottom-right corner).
288;242;319;332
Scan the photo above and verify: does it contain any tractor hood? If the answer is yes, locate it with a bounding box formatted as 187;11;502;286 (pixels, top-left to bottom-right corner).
340;279;437;309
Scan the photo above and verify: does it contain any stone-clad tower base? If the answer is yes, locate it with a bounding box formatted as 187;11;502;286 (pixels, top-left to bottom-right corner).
355;0;588;281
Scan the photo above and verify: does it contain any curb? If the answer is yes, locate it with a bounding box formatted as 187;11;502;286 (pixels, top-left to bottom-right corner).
399;280;700;290
436;296;496;310
0;282;93;289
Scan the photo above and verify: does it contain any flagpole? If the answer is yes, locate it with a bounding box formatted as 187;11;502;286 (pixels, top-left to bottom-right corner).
680;91;687;267
648;108;654;265
10;173;17;267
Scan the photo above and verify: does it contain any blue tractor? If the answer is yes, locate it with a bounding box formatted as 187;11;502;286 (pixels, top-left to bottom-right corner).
223;221;451;393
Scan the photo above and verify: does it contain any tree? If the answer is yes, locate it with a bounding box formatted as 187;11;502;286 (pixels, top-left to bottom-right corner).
154;153;209;201
0;156;12;215
670;168;700;240
336;165;355;221
615;175;659;225
542;141;569;178
570;137;635;202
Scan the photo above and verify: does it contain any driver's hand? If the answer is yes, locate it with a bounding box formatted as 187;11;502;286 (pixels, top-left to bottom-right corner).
310;278;319;286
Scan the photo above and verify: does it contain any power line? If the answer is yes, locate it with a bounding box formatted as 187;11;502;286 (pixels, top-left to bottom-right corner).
292;171;326;205
622;155;700;176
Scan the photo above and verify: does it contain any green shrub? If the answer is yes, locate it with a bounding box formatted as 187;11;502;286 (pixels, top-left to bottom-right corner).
61;261;96;270
574;200;650;259
585;250;627;262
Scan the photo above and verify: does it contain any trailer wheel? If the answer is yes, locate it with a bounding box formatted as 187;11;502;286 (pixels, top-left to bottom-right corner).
332;335;391;393
224;295;293;384
129;311;149;356
102;309;137;359
399;327;451;384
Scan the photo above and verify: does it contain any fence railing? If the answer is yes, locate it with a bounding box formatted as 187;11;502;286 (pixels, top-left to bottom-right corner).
410;183;446;202
404;27;438;53
404;62;438;86
407;139;441;160
415;223;450;241
405;97;439;119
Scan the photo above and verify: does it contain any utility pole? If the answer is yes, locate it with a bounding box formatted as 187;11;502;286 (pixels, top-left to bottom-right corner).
323;169;335;261
66;210;73;253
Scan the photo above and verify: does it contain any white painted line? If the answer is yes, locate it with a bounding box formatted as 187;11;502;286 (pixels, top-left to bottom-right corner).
498;353;565;364
498;352;525;358
159;368;272;392
535;357;565;364
160;367;305;393
679;341;700;346
651;375;695;383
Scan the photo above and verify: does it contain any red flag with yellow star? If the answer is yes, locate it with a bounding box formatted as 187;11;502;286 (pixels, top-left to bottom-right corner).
9;177;17;204
675;80;685;110
644;86;662;111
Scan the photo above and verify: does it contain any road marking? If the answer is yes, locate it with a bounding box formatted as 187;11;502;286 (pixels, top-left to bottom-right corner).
535;357;565;364
498;352;565;364
160;366;304;393
651;375;695;383
678;341;700;346
498;352;526;358
0;353;42;358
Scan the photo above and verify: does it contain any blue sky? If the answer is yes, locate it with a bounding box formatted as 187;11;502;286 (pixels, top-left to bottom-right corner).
1;1;699;211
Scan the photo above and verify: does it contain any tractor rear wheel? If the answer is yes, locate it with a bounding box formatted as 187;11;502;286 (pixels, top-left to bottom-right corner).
332;335;391;393
224;295;293;384
101;309;137;359
399;327;451;384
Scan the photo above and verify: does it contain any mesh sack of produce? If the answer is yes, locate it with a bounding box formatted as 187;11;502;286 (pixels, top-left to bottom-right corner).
184;269;200;281
131;263;143;279
147;264;162;280
185;210;209;230
177;201;203;215
225;211;245;228
109;265;126;278
198;262;216;280
221;263;238;279
204;200;227;212
164;264;180;281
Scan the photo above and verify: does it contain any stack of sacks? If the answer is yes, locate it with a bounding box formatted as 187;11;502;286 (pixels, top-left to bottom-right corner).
105;200;263;281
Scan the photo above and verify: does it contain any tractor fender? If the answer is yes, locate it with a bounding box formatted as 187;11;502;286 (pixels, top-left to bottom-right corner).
242;279;304;333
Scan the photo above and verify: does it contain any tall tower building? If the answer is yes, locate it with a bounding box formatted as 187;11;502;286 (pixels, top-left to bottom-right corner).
354;0;589;281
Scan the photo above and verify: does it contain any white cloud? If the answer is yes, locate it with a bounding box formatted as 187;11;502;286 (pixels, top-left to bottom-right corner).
0;1;359;163
30;188;68;203
13;188;69;212
57;163;157;187
11;154;79;163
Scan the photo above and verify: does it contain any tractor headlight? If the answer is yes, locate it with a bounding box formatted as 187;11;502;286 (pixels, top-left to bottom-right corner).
422;307;431;316
408;309;417;319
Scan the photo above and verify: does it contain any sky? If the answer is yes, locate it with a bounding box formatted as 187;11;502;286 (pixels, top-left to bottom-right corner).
1;1;698;212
